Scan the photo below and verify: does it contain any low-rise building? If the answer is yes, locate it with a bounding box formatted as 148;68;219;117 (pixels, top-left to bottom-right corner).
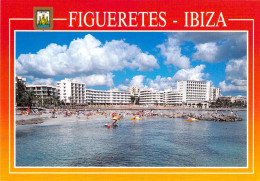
86;89;131;105
231;96;247;104
139;89;165;105
164;88;183;106
218;95;232;102
86;89;111;105
110;89;131;105
26;85;58;105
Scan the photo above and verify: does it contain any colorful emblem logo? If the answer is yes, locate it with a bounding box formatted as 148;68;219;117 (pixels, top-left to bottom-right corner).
34;7;53;30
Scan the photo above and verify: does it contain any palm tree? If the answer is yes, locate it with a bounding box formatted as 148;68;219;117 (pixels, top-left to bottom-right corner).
21;90;36;109
209;101;216;108
43;99;51;107
136;97;140;105
216;98;223;108
49;97;54;106
16;77;26;106
35;96;42;107
130;95;135;104
53;95;59;107
223;99;230;107
61;100;65;106
197;103;202;109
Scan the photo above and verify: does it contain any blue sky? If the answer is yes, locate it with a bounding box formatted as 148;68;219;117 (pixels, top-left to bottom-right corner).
16;32;247;96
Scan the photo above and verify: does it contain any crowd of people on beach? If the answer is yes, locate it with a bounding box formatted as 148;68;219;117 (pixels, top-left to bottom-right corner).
17;107;243;126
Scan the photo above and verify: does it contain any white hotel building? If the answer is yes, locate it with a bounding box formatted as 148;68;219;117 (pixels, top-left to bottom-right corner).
139;89;165;105
57;79;86;104
26;85;58;104
210;86;221;101
56;78;220;107
57;79;131;105
164;88;183;106
176;80;212;107
86;89;131;105
177;80;210;102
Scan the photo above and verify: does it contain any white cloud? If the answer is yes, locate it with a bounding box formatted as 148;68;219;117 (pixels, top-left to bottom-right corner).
130;75;145;88
148;65;207;90
129;53;159;71
28;78;57;86
75;73;114;87
28;73;115;88
117;84;129;91
193;43;219;62
219;57;247;93
168;32;247;62
172;64;206;81
147;76;176;90
219;81;247;92
16;34;159;78
157;38;190;69
118;65;207;90
117;75;146;90
225;58;247;82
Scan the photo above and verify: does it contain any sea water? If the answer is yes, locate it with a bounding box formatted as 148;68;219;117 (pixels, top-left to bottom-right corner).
16;111;247;167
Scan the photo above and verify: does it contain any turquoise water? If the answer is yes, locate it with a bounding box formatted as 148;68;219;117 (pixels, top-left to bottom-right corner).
37;25;50;27
16;111;247;167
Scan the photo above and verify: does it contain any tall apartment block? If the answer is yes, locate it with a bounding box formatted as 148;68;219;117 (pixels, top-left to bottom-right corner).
177;80;211;106
210;86;221;101
57;79;86;104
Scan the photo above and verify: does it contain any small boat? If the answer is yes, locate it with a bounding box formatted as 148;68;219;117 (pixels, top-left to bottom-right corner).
185;117;198;122
130;116;142;120
112;116;119;120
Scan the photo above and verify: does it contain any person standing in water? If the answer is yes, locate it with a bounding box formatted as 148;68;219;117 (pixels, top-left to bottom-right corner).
107;122;111;129
112;113;118;126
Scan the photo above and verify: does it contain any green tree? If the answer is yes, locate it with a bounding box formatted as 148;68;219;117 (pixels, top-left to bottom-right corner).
130;95;135;104
136;97;140;105
34;96;42;107
197;103;202;109
216;98;223;108
16;77;26;106
60;100;65;106
20;90;36;109
209;102;214;108
53;95;60;107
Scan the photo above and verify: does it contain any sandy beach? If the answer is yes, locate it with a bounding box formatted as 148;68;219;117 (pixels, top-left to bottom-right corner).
16;107;245;126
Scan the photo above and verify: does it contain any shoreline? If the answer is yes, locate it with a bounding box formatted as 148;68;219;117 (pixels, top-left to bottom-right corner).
83;107;247;111
17;106;247;112
16;117;49;125
16;108;246;126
